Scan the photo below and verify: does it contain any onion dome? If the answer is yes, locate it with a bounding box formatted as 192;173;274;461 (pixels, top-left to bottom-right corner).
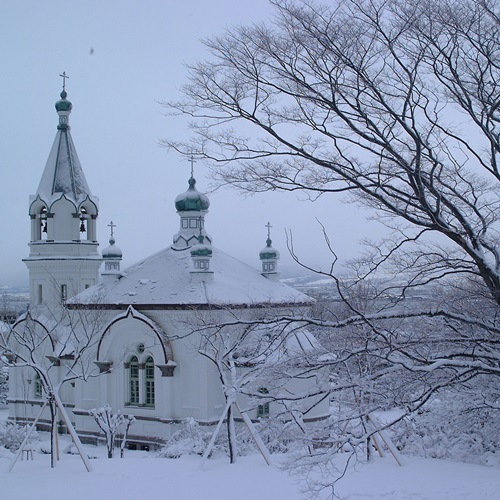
102;235;123;259
175;177;210;212
190;233;213;277
191;234;213;258
260;237;280;260
55;90;73;113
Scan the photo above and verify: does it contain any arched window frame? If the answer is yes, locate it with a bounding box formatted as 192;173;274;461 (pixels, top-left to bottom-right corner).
144;356;155;407
34;373;43;399
126;354;155;408
39;206;48;241
129;356;139;405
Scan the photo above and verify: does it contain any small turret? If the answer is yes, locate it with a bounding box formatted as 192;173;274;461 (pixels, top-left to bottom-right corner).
172;161;212;249
190;231;213;283
260;222;280;281
101;221;122;281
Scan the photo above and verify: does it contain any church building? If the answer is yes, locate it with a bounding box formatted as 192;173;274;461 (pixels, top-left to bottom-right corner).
8;85;329;447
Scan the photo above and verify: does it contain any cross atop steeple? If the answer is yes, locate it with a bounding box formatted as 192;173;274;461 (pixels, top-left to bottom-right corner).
59;71;69;92
108;221;116;239
189;155;196;178
266;221;272;240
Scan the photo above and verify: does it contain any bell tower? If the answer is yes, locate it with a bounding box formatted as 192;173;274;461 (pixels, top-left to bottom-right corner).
23;76;102;311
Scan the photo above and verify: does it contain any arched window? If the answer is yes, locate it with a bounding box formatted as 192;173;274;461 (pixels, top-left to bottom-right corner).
40;206;48;240
129;356;139;405
144;356;155;407
34;373;43;399
79;207;88;240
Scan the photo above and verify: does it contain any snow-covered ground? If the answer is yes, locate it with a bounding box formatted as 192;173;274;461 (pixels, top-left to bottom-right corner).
1;407;499;500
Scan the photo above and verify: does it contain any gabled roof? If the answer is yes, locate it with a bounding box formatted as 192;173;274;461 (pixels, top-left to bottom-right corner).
69;246;313;309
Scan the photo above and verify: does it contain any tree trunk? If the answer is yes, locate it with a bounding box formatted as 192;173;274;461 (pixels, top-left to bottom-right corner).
49;396;57;468
107;431;114;459
226;404;237;464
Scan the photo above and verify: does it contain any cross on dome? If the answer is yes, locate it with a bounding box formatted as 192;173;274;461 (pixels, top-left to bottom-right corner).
59;71;69;92
189;155;196;178
108;221;116;239
266;221;272;240
265;221;273;247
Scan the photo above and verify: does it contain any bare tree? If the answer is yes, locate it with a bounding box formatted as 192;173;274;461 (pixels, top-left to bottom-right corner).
1;301;106;470
165;0;499;304
164;0;499;487
164;0;499;419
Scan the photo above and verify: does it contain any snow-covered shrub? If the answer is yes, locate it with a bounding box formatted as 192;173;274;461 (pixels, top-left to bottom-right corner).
0;422;36;451
213;420;256;458
255;417;301;454
159;418;208;458
0;366;8;405
159;418;265;459
89;405;135;458
393;385;500;465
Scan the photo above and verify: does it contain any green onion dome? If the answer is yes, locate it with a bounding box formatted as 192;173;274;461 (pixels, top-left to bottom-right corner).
191;234;212;257
175;177;210;212
260;238;280;260
55;90;73;112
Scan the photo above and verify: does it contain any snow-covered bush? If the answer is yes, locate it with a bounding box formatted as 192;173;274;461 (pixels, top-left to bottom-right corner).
0;366;8;405
255;417;301;454
159;418;208;458
89;405;135;458
0;422;36;451
393;385;500;465
159;418;269;459
213;421;256;458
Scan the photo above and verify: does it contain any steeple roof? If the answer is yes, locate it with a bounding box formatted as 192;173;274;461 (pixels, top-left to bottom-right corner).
33;89;97;210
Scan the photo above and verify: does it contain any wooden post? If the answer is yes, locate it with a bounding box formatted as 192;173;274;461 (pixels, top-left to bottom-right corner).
54;392;92;472
8;402;47;472
235;402;271;465
366;413;404;466
200;400;231;470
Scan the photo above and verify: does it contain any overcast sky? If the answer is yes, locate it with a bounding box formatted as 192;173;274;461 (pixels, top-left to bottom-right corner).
0;0;378;288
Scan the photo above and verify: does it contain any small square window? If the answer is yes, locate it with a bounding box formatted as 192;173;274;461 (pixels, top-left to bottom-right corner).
189;219;198;229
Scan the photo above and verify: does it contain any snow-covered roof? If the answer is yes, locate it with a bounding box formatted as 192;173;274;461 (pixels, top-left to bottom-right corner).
34;129;95;209
69;245;313;308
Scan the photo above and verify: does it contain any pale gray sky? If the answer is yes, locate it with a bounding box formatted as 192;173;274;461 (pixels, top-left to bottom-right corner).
0;0;376;287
